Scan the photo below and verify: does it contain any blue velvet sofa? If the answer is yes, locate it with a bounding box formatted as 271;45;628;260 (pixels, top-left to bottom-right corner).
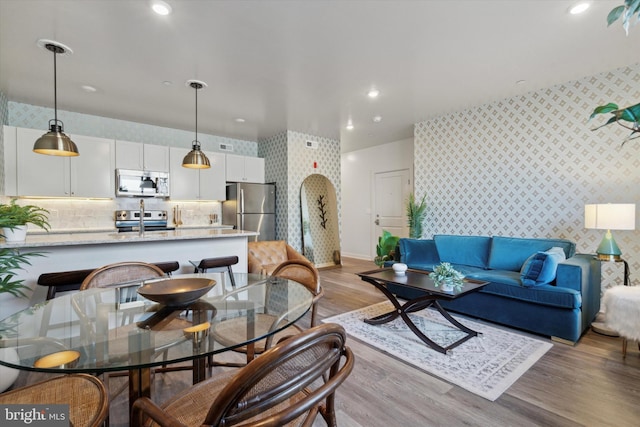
388;235;601;344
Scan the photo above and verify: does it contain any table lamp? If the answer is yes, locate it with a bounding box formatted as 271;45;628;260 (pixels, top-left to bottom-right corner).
585;203;636;261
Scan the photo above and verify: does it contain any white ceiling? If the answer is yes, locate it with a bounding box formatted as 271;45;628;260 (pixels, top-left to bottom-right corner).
0;0;638;153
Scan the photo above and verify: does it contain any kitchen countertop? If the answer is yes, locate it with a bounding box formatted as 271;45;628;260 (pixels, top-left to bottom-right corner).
0;228;258;249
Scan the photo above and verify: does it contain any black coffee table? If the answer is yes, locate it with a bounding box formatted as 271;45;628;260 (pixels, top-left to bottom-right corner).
357;268;489;354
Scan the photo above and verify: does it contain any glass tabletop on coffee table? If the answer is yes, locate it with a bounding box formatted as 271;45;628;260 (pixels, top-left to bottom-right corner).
357;268;489;354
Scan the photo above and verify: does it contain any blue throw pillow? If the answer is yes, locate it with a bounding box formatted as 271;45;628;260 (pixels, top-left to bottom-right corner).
520;247;566;287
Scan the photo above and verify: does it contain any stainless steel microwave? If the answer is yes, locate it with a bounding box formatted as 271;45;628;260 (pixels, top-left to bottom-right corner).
115;169;170;198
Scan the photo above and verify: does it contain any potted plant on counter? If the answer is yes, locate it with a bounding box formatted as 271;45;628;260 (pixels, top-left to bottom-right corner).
0;199;50;242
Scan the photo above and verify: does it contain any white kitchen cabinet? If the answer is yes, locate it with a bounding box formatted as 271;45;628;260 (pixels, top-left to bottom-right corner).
115;140;169;172
225;154;264;183
200;151;226;200
169;147;226;200
69;133;115;198
11;127;114;198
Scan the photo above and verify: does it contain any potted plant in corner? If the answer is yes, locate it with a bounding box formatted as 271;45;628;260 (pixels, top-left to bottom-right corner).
0;199;50;242
406;193;427;239
374;230;400;267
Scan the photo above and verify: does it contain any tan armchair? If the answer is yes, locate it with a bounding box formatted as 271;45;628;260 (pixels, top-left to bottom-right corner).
247;240;310;274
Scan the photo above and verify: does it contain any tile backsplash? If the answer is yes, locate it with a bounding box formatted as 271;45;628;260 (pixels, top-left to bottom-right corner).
0;197;224;232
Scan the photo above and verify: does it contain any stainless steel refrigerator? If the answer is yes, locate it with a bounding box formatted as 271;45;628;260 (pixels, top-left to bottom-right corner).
223;183;276;242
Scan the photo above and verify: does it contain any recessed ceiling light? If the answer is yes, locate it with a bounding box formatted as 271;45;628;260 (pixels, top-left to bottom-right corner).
569;2;590;15
516;79;526;85
367;88;380;99
151;0;172;16
81;85;97;93
162;80;172;86
346;120;354;131
234;118;246;123
372;115;382;123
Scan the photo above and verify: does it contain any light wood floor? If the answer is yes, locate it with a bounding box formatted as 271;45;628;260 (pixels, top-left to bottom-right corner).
22;257;640;426
315;258;640;427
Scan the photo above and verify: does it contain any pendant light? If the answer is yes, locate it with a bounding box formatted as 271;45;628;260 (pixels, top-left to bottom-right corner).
33;40;79;157
182;80;210;169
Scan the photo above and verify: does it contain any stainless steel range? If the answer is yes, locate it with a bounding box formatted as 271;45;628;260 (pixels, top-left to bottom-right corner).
115;210;175;232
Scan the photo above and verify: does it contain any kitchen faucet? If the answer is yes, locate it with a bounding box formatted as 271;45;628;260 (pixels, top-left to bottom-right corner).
139;199;145;236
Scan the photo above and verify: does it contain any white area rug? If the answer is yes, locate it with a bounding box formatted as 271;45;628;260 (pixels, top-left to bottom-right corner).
323;301;553;401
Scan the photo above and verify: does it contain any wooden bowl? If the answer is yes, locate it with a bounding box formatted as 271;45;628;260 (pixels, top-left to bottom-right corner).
137;278;215;306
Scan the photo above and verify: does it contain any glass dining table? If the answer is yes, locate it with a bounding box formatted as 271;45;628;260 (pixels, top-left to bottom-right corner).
0;272;313;412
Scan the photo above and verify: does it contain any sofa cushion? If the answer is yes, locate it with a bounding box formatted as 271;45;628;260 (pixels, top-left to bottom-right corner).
464;270;581;309
433;235;492;269
399;239;440;270
520;247;566;287
488;236;576;272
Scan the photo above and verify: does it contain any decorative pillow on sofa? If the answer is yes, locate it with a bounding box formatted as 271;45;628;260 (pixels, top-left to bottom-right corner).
520;247;566;287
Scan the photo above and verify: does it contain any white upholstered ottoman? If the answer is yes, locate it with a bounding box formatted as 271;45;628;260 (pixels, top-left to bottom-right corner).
603;286;640;357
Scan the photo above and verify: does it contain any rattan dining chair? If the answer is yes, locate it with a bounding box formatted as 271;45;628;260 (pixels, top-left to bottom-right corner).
73;261;192;396
79;261;166;290
211;258;324;365
131;323;354;427
0;374;109;427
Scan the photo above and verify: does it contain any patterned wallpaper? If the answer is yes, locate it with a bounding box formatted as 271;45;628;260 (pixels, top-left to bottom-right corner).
259;131;289;241
300;174;340;267
259;131;341;256
0;92;8;194
414;63;640;290
8;101;257;156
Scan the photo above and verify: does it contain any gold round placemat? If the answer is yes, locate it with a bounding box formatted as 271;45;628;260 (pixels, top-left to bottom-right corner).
34;350;80;369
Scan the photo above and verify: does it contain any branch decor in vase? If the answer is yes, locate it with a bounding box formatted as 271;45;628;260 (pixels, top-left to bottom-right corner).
316;195;328;229
429;262;465;292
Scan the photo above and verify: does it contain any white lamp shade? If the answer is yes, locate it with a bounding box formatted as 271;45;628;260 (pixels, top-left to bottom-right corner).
585;204;636;230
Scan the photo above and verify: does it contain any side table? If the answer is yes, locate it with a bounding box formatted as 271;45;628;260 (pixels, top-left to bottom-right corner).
591;258;630;337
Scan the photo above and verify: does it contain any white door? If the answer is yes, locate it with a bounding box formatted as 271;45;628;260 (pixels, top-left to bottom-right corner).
372;169;411;257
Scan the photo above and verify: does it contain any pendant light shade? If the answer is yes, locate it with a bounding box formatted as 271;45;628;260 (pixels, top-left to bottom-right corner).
33;40;79;157
182;80;210;169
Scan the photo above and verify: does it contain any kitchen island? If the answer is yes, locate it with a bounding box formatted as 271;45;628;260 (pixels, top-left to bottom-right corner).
0;228;258;318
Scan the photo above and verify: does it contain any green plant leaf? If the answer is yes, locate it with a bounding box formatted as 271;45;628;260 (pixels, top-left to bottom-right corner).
0;249;44;298
589;103;619;120
608;5;626;26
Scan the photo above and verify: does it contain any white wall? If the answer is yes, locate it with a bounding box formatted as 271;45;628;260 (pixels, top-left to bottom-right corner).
341;137;413;259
